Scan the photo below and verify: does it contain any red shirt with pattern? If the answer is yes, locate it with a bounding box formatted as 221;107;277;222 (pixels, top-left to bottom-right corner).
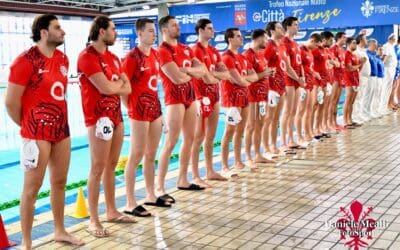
300;45;316;90
192;42;221;105
8;46;70;142
264;40;288;96
242;48;269;102
221;49;250;107
78;45;123;127
122;47;162;122
281;36;302;88
312;46;330;87
344;50;360;87
158;41;195;107
330;44;346;86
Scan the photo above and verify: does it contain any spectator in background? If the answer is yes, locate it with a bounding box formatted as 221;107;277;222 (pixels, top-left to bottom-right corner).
353;33;370;122
381;34;398;114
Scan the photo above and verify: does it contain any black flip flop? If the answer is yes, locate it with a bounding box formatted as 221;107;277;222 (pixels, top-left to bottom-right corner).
144;197;172;208
124;205;151;217
344;124;355;129
177;183;205;191
314;135;323;140
159;194;176;204
351;122;362;127
322;133;331;138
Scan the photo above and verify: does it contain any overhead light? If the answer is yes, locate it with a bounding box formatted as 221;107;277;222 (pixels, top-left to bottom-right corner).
143;5;150;10
187;0;195;3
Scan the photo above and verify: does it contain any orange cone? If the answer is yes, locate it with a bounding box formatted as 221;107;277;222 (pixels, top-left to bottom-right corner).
0;214;16;249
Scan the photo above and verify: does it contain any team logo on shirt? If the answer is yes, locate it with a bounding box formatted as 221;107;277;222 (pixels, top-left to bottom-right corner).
182;59;191;68
280;60;287;71
50;81;65;101
296;54;302;65
60;65;68;77
111;74;119;81
184;49;190;57
148;75;158;91
209;64;215;72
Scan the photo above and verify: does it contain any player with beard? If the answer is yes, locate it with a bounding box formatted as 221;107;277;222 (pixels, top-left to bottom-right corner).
78;15;134;237
6;14;84;248
190;19;230;188
156;15;207;201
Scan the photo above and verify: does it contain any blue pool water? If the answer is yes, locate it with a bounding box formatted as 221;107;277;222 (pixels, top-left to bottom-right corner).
0;84;345;224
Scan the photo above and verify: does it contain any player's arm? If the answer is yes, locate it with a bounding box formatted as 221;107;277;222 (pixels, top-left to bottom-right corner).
229;68;251;87
5;83;24;126
88;72;131;95
180;58;207;79
285;56;305;87
246;68;259;83
213;62;230;80
161;61;192;84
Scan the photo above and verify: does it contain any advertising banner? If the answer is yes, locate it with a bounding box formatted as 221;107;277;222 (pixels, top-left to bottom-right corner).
169;0;400;33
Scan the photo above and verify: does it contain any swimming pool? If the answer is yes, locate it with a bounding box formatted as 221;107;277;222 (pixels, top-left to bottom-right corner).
0;84;345;224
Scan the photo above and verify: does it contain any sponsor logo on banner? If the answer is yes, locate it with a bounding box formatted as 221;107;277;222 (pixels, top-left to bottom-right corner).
214;34;225;42
345;29;356;37
295;31;307;40
361;0;400;18
175;13;210;24
186;35;198;42
252;9;285;23
326;200;388;250
116;28;133;35
253;12;261;22
359;28;374;36
361;0;374;18
215;43;228;51
235;11;246;25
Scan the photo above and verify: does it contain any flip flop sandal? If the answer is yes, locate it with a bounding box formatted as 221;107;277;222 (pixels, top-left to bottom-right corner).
159;194;176;204
86;226;110;238
106;215;137;223
177;183;205;191
124;205;152;217
144;197;172;208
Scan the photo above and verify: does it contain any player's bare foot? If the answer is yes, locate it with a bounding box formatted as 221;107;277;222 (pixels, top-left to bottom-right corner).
193;177;212;188
253;154;275;163
54;230;85;245
206;171;228;181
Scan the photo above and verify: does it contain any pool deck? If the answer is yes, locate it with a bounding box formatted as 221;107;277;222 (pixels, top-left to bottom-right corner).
4;112;400;249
